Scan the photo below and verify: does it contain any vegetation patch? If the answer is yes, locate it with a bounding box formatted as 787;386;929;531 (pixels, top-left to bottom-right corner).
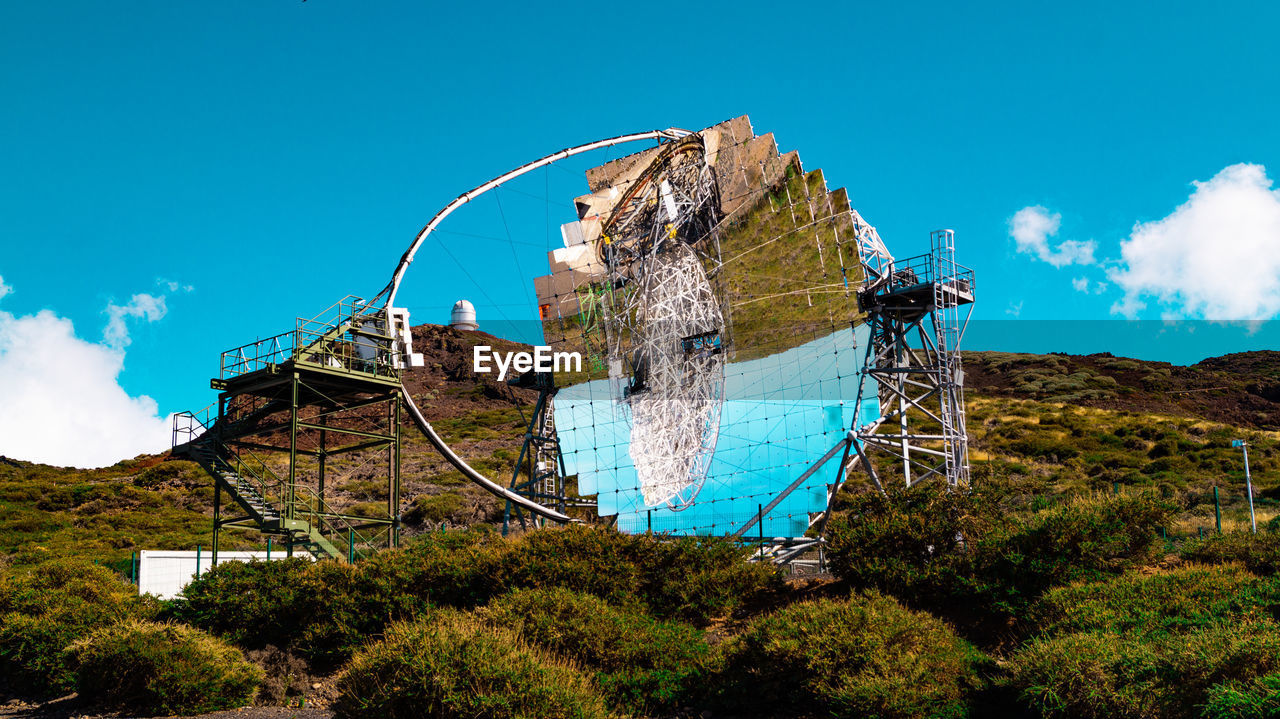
481;587;716;713
827;483;1172;624
333;612;607;719
0;559;151;696
1028;564;1280;638
1181;531;1280;574
70;620;261;716
717;592;983;719
1007;619;1280;719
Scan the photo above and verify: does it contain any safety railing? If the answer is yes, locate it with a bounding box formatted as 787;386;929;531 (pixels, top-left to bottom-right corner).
218;295;399;382
219;440;385;559
219;444;286;520
172;403;216;449
219;331;295;378
877;252;975;297
289;483;387;561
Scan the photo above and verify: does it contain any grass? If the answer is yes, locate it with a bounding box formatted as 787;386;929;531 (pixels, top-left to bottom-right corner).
0;456;260;569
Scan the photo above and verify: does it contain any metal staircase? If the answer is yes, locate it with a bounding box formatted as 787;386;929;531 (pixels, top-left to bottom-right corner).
174;414;346;562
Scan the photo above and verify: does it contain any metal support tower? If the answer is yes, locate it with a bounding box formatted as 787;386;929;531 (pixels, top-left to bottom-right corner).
502;371;570;534
854;229;975;488
173;296;404;563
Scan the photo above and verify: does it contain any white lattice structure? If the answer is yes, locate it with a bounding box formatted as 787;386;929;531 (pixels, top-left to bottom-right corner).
600;136;727;510
625;244;725;507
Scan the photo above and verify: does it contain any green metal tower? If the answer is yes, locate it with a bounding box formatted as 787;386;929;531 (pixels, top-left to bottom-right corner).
173;296;404;563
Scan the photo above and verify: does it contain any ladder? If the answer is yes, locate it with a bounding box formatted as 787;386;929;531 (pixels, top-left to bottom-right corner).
930;229;971;486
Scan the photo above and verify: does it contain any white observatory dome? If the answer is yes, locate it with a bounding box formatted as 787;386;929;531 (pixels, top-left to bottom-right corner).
450;300;478;331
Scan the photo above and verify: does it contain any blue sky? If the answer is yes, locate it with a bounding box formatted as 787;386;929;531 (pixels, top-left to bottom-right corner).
2;1;1279;465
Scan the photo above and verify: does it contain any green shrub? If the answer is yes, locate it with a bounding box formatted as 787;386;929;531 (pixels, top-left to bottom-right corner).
169;558;311;647
495;526;781;622
333;612;607;719
404;492;466;524
974;493;1174;614
70;620;260;715
482;587;715;712
358;529;501;609
174;533;493;665
176;550;449;666
293;558;433;667
1029;564;1280;638
0;560;149;695
1203;673;1280;719
1007;619;1280;719
132;461;197;489
827;487;1173;621
1182;532;1280;574
170;528;777;673
717;592;983;719
826;484;991;610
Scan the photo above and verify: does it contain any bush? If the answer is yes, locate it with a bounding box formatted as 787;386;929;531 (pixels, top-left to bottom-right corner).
826;484;992;610
1007;619;1280;719
404;492;466;524
1203;673;1280;719
1029;564;1280;638
357;529;500;610
0;560;149;695
169;558;311;647
827;487;1173;622
333;612;608;719
70;620;261;716
974;493;1175;614
171;528;779;669
176;549;449;666
1182;532;1280;574
481;587;715;712
496;526;781;622
293;558;433;667
717;592;983;719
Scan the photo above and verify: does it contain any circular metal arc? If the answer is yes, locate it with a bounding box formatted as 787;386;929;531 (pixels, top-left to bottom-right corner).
379;127;693;311
385;127;694;523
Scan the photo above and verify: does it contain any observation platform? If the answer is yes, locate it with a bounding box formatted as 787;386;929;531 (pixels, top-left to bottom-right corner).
174;295;407;563
212;295;401;396
858;252;975;317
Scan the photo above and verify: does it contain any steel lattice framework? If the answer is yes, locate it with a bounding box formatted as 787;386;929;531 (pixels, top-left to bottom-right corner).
594;136;727;510
853;228;975;489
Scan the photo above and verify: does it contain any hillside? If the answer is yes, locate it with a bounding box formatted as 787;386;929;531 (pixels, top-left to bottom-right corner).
965;350;1280;430
1;338;1278;569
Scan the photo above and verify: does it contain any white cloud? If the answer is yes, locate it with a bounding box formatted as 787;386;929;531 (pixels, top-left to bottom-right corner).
103;293;167;349
158;278;194;293
1009;206;1097;267
1108;163;1280;320
1071;277;1109;295
1006;300;1023;318
0;283;172;468
0;275;11;301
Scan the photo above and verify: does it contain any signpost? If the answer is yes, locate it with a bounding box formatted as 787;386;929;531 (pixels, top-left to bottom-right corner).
1233;440;1257;534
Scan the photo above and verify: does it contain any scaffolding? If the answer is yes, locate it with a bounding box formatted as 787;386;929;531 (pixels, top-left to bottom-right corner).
855;229;975;488
173;296;404;562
